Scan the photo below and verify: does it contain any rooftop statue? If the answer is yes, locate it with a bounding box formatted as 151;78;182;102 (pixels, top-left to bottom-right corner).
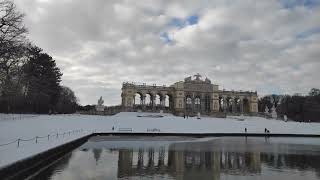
194;73;202;80
97;96;104;106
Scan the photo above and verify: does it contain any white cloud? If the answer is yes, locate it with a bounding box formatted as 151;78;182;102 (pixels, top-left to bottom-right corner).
165;3;189;18
13;0;320;105
113;3;136;21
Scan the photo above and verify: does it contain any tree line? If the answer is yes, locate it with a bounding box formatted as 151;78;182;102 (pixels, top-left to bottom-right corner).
258;88;320;122
0;0;77;114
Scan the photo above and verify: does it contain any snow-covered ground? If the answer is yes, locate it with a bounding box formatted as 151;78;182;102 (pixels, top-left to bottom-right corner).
0;112;319;168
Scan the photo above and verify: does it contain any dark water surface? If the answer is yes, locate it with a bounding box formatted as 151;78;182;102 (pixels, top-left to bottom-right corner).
33;136;320;180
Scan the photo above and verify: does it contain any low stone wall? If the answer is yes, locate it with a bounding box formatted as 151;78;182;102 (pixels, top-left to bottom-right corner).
78;111;120;116
93;132;320;138
0;134;93;180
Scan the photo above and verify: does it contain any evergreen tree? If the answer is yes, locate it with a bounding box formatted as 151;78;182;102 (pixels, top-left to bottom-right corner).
22;46;62;113
55;86;78;114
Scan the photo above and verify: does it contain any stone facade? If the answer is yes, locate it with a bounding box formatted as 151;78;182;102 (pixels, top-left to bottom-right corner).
121;74;258;116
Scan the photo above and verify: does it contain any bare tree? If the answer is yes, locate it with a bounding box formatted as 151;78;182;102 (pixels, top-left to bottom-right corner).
0;0;27;46
0;0;28;112
0;0;28;73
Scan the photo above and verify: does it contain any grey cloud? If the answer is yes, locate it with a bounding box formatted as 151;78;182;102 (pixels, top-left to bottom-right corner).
14;0;320;105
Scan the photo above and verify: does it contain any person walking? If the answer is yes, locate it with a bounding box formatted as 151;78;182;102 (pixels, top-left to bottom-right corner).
245;128;247;133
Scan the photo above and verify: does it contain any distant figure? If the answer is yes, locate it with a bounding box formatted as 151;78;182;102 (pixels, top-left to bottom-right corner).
245;128;247;133
184;114;185;119
264;128;267;133
112;126;114;131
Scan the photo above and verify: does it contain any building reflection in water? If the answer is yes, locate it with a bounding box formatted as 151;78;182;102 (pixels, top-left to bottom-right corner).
117;144;261;180
37;137;320;180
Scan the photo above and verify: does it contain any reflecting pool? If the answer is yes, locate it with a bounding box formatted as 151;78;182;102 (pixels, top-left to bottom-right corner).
33;136;320;180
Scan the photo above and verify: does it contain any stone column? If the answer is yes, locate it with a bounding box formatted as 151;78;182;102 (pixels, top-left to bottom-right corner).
133;95;135;106
224;97;228;113
212;93;220;113
142;95;146;110
219;97;222;112
232;99;236;113
152;95;156;109
226;98;230;113
240;99;244;114
192;98;196;114
162;96;166;108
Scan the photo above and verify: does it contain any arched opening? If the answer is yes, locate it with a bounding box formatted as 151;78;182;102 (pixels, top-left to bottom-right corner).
155;94;161;109
145;93;152;110
186;95;192;112
194;96;201;112
134;92;143;110
165;95;170;107
164;94;174;112
243;98;250;113
164;94;173;110
219;97;224;112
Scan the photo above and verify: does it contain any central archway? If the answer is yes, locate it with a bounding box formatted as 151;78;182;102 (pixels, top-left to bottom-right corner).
194;96;201;112
185;95;192;113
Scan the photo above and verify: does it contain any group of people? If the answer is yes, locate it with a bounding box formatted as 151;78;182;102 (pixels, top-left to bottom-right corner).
264;128;270;134
244;128;271;134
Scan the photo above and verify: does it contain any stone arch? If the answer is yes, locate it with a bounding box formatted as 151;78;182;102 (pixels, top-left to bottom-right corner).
155;93;162;107
165;94;174;110
134;92;143;109
145;93;153;109
194;95;201;112
185;94;192;112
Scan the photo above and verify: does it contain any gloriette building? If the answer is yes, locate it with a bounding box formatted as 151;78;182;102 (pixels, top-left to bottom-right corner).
121;74;258;116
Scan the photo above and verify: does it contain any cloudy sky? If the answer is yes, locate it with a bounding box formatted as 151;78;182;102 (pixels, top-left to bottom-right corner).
14;0;320;105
